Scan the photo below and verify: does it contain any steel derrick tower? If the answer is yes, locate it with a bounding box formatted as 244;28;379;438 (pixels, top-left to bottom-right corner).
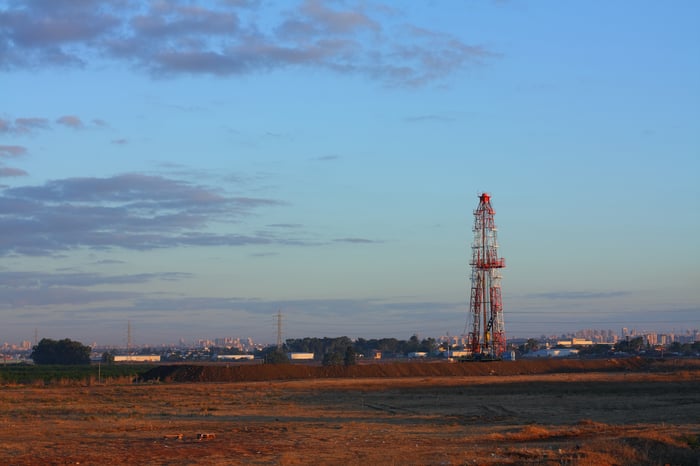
466;193;506;359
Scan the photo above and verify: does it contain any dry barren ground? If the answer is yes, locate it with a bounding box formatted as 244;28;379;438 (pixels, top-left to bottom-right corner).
1;360;699;465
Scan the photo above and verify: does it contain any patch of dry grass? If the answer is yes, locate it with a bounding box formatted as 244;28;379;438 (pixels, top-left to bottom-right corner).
0;369;698;464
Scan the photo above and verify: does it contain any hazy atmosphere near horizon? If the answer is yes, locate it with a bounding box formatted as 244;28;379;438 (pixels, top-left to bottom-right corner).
1;1;698;346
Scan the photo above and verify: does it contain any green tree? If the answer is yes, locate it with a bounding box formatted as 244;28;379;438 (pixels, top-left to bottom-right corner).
614;336;645;353
667;341;694;355
31;338;91;365
344;346;356;366
405;335;421;353
376;338;400;353
322;351;344;366
668;341;682;353
101;351;115;364
285;336;354;359
523;338;540;352
263;347;289;364
420;337;437;353
577;344;613;357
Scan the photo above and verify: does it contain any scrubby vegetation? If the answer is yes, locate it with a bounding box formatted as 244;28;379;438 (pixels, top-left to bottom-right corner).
0;363;698;464
284;334;437;360
0;363;155;385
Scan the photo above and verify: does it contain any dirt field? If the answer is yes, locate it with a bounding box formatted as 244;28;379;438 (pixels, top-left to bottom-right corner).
1;359;699;465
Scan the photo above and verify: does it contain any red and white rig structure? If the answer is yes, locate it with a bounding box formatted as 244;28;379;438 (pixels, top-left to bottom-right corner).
466;193;506;359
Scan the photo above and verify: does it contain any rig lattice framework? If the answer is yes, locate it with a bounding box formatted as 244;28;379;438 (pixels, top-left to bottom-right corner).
466;192;506;358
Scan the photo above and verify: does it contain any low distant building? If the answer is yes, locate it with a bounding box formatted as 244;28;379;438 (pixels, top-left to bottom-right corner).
407;352;428;358
557;338;593;347
446;350;470;358
216;354;254;361
288;352;315;360
113;355;161;362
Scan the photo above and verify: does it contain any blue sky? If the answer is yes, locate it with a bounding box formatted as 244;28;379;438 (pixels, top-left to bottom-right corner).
1;0;698;346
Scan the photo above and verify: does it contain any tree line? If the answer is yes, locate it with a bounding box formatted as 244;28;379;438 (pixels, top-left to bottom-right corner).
28;335;438;366
257;335;439;366
30;334;699;366
285;335;436;357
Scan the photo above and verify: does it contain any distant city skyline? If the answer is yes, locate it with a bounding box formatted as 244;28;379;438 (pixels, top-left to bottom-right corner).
3;324;698;350
1;1;698;346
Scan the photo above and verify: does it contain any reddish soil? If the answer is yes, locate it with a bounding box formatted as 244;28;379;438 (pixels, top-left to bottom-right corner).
1;358;698;465
139;357;698;383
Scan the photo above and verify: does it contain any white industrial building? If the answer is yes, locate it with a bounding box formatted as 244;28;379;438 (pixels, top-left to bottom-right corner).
113;355;161;362
216;354;255;361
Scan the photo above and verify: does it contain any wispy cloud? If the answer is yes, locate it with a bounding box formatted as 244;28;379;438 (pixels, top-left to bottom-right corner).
312;155;340;161
0;1;494;86
0;167;28;177
529;291;630;300
0;143;28;177
122;295;465;337
250;251;279;257
56;115;84;129
276;0;380;39
0;270;191;290
0;173;287;256
0;117;51;134
0;145;27;157
93;259;127;265
0;270;193;308
266;223;303;228
333;237;382;244
1;115;105;135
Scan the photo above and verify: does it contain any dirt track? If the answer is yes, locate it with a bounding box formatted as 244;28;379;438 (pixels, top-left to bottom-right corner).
1;358;699;465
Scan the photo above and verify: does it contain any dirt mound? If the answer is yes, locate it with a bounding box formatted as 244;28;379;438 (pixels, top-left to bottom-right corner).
138;357;700;383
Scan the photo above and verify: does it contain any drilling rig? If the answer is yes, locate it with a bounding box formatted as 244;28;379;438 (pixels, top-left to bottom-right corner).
465;193;506;359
